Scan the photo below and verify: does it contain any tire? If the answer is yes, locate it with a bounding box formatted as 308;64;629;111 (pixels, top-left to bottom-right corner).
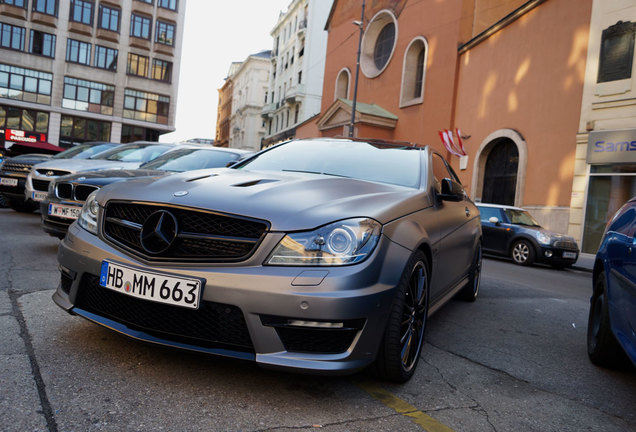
375;250;429;383
511;239;535;266
587;272;625;368
459;243;481;302
7;198;37;213
0;193;7;208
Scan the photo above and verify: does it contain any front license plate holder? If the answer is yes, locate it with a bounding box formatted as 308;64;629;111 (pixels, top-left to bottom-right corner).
0;177;18;187
99;260;204;310
32;191;48;202
563;251;577;259
48;203;81;220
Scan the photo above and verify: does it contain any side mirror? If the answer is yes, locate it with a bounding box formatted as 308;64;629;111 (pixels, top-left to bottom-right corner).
488;216;500;225
439;178;464;202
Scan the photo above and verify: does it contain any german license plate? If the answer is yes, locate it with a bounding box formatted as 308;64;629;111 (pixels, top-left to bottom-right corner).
31;191;48;201
563;252;577;259
0;177;18;187
48;203;81;220
100;261;203;309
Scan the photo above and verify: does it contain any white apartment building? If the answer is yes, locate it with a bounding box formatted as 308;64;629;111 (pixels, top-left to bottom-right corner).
229;50;271;152
568;0;636;254
261;0;332;146
0;0;185;148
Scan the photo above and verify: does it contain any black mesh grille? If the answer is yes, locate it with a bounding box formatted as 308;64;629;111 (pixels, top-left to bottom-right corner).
554;240;578;251
57;183;73;199
32;179;50;191
274;327;359;354
75;185;98;201
103;202;269;263
1;162;32;175
75;274;254;352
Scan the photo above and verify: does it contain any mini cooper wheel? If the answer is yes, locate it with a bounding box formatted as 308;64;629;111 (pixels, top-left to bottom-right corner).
511;240;534;266
375;250;429;383
587;272;625;368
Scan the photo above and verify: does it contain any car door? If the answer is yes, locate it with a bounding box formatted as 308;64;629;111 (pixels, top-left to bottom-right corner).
606;206;636;352
429;153;477;300
479;206;510;255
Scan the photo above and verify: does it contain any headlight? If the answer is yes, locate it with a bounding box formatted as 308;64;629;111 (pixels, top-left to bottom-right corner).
266;218;381;266
77;191;99;234
536;231;552;245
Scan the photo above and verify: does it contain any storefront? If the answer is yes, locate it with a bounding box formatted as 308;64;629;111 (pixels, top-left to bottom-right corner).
582;128;636;253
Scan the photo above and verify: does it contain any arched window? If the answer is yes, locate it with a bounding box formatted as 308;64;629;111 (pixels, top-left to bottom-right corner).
482;139;519;206
400;37;428;107
374;23;395;70
360;10;397;78
335;68;350;100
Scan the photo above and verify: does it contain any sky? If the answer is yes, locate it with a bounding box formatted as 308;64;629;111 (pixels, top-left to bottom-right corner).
160;0;293;143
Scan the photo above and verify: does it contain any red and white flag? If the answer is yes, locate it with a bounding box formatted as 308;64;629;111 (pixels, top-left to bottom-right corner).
439;129;466;157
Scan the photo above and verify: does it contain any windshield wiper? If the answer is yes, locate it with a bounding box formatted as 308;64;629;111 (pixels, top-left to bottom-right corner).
281;169;349;178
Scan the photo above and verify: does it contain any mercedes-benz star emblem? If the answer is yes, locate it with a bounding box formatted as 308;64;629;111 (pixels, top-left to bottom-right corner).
140;210;178;254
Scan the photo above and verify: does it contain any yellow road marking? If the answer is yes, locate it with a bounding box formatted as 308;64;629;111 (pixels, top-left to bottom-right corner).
355;380;456;432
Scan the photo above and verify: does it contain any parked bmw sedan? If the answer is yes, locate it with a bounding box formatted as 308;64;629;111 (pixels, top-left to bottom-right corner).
476;203;579;268
53;138;482;382
26;141;178;204
588;197;636;369
41;146;251;238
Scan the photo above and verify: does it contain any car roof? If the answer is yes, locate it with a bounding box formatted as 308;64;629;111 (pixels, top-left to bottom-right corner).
476;202;526;211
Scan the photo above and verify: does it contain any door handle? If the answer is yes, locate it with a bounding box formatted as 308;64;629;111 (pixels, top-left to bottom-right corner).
465;207;470;217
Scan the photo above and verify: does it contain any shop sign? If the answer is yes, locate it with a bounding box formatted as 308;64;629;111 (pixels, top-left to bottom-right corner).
5;129;47;144
587;129;636;164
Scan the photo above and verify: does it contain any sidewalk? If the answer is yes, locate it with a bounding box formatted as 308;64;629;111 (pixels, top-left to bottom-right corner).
573;253;595;272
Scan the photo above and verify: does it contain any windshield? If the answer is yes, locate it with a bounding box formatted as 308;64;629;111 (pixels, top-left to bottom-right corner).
141;148;241;171
52;143;118;160
235;139;421;188
504;209;541;227
94;144;173;163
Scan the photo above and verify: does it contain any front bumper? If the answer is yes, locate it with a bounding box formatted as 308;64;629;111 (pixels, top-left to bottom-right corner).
39;200;76;238
536;245;579;266
53;223;412;374
0;172;28;200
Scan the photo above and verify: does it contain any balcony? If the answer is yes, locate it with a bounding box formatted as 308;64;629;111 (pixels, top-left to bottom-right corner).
285;84;305;105
297;18;307;34
0;3;27;19
261;103;276;118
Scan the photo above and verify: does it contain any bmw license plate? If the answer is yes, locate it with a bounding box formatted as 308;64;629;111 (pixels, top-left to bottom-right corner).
99;261;203;310
31;191;48;201
563;252;577;259
48;203;81;220
0;177;18;187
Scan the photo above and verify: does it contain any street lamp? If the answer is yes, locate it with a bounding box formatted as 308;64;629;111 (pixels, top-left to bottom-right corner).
349;0;365;138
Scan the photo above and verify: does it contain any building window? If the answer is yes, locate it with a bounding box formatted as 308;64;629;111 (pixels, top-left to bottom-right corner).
60;114;111;144
29;30;56;58
126;52;148;77
0;63;52;104
130;14;151;39
94;45;117;71
62;76;114;115
66;39;91;65
158;0;176;11
123;88;169;124
298;70;302;84
151;58;172;82
98;4;120;32
0;104;49;133
334;68;350;100
137;0;152;3
32;0;57;16
482;139;519;206
0;23;26;51
155;20;175;46
121;124;158;143
361;10;397;78
69;0;93;25
400;37;428;107
3;0;26;8
598;21;636;83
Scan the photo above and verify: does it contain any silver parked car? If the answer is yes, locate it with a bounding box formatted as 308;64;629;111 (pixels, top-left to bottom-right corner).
53;138;482;382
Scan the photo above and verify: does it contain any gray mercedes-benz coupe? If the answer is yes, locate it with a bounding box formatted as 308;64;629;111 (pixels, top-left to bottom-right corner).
53;138;482;382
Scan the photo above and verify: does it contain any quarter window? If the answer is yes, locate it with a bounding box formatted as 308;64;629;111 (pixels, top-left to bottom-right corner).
69;0;93;25
130;14;151;39
94;45;117;71
0;22;26;51
29;30;56;58
98;4;120;32
126;52;148;77
155;20;175;46
66;38;91;65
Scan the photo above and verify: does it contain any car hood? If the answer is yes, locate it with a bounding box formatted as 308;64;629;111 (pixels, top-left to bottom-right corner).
96;168;430;231
32;159;141;174
3;154;52;165
59;169;167;186
514;225;578;243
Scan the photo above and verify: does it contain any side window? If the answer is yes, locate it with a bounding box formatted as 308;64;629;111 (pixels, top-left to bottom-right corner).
608;206;636;235
431;152;460;193
478;206;501;221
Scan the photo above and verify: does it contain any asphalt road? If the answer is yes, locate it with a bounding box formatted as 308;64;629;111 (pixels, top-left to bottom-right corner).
1;208;635;432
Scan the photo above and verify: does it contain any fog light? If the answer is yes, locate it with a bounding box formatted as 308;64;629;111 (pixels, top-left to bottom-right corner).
544;250;553;258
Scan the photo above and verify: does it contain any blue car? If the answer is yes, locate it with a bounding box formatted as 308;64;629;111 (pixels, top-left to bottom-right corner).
588;197;636;369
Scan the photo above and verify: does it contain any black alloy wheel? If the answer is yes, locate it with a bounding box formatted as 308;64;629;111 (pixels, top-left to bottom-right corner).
375;250;429;383
459;243;481;302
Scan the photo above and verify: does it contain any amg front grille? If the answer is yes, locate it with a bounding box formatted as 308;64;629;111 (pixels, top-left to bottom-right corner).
103;201;269;262
32;179;50;191
75;274;254;353
1;162;32;176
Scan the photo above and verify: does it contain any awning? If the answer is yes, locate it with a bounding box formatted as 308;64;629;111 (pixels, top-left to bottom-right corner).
4;141;64;155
